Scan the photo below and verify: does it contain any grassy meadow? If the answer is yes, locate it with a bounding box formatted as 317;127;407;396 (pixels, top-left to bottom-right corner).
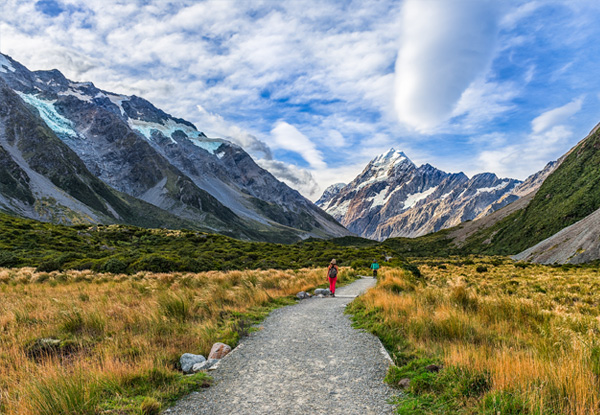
0;266;358;414
349;258;600;415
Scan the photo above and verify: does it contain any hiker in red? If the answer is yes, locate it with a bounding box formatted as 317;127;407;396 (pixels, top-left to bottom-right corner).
327;259;338;297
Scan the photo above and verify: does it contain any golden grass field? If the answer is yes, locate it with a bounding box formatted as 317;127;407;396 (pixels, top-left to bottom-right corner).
0;267;356;415
349;258;600;414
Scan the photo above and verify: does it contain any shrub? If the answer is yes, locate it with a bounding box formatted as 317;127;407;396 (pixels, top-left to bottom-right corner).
36;259;62;272
103;258;128;274
403;263;421;279
134;255;180;273
351;259;371;270
0;251;20;267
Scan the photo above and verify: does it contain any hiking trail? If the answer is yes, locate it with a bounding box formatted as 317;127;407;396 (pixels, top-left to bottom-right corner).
165;277;396;415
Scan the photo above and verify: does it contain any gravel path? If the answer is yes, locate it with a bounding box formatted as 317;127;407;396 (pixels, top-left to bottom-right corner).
165;277;396;415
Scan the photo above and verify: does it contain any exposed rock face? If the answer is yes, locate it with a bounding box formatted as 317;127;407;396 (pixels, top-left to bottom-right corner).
315;183;346;206
0;77;190;228
317;149;522;240
0;53;350;241
513;206;600;264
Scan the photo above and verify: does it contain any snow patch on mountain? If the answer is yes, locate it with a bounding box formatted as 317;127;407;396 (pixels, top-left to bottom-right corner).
475;180;512;195
0;55;15;73
328;198;352;219
98;92;128;115
403;186;438;210
191;140;224;154
58;86;94;103
17;92;78;137
128;118;202;143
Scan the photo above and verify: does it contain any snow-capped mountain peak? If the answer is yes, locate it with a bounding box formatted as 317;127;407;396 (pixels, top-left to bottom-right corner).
374;148;408;163
317;148;524;240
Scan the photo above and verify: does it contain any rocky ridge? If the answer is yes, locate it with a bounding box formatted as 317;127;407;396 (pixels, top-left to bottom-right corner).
317;149;525;240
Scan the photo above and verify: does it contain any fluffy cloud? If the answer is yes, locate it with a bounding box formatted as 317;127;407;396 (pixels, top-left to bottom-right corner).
195;104;273;160
270;121;326;169
476;125;574;179
531;97;584;133
256;159;320;200
394;0;500;132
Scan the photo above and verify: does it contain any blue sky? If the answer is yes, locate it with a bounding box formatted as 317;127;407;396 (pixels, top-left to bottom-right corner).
1;0;600;200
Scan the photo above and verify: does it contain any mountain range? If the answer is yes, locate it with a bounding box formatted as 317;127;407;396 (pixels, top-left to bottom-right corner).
2;52;600;264
0;53;350;243
316;149;556;240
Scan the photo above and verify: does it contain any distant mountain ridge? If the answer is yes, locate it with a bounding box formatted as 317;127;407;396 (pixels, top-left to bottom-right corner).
0;52;350;242
317;148;546;240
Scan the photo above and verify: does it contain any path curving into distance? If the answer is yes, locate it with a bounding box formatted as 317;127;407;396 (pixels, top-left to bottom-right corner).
165;277;396;415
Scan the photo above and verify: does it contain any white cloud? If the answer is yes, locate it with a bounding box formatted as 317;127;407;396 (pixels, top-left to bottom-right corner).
270;121;326;169
256;159;320;200
450;78;519;131
476;125;574;179
195;105;273;159
531;97;584;133
394;0;500;132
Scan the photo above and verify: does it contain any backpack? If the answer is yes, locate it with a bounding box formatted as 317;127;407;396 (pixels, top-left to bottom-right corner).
328;266;338;278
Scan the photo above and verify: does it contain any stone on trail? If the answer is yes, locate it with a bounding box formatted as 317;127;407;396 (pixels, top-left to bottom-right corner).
296;291;309;299
323;289;331;296
192;359;220;372
180;353;206;373
314;288;325;295
208;342;232;360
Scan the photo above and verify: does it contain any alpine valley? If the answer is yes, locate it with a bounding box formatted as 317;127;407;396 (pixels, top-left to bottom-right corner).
0;53;349;243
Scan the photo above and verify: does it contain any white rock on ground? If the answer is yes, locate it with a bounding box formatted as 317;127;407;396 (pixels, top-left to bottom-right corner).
180;353;206;374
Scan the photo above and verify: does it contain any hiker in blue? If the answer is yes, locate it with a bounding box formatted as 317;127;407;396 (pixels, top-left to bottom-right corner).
370;259;380;278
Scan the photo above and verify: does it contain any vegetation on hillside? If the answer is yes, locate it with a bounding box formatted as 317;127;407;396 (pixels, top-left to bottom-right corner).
462;128;600;255
0;266;358;414
348;259;600;414
0;212;417;274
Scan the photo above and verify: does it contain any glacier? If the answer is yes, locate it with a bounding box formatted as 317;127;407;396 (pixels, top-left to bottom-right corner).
17;93;78;137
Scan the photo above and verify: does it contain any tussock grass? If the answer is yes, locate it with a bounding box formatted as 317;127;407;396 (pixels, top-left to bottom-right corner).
0;266;357;414
348;258;600;414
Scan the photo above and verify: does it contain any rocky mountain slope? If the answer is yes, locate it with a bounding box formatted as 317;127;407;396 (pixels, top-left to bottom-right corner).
0;53;349;241
0;77;204;230
317;149;524;240
512;205;600;264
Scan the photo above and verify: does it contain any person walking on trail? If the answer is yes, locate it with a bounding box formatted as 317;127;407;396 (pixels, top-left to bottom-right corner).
370;259;380;278
327;259;338;297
